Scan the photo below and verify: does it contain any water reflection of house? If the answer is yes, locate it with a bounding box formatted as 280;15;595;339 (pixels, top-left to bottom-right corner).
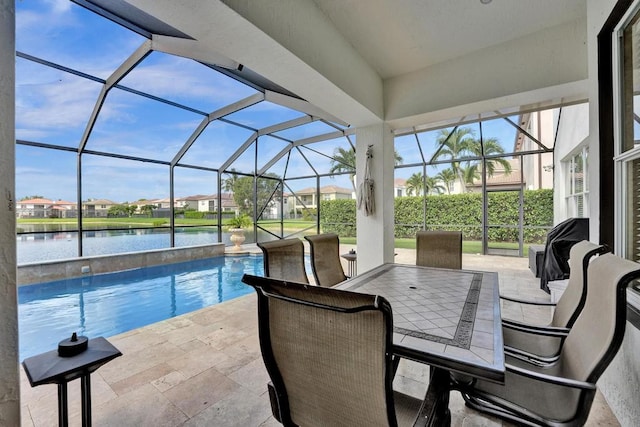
15;198;77;218
82;199;117;218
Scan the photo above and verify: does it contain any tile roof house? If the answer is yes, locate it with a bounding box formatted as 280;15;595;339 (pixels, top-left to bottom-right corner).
82;199;118;218
16;198;77;218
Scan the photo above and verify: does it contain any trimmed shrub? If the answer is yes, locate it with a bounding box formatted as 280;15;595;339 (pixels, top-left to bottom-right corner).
320;189;553;243
320;199;356;236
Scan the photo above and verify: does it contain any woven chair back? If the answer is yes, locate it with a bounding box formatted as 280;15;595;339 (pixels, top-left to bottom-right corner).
305;233;348;287
242;274;397;427
416;230;462;269
257;238;309;284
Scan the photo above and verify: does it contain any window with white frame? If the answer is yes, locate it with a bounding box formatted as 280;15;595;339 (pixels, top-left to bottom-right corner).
565;147;589;218
614;2;640;297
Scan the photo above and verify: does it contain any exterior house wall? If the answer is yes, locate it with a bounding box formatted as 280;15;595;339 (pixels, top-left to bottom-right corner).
198;199;210;212
552;103;590;224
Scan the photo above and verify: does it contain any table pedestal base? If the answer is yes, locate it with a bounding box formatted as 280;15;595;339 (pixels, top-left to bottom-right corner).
423;367;451;427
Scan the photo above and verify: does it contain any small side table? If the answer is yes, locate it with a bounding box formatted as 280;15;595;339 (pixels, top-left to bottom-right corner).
22;337;122;427
341;252;357;278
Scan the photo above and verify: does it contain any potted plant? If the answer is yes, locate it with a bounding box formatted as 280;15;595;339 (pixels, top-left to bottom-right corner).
226;214;252;250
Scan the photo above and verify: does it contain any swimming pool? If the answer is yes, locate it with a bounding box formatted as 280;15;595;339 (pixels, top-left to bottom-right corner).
18;255;266;359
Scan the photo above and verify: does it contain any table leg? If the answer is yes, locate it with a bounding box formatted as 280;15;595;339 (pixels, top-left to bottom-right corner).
57;383;69;427
81;374;92;427
423;367;451;427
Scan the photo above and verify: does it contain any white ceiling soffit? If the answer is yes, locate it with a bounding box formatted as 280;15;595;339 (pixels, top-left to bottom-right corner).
311;0;587;79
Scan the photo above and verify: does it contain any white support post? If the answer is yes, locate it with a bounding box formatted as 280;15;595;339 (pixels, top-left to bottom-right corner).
355;123;395;273
0;0;21;424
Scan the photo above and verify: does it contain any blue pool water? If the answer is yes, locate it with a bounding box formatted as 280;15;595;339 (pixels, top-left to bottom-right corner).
18;255;265;360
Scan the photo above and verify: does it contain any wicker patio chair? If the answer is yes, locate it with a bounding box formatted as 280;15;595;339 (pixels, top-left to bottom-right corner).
452;253;640;427
415;230;462;269
241;274;431;427
257;238;309;284
304;233;348;287
500;240;608;364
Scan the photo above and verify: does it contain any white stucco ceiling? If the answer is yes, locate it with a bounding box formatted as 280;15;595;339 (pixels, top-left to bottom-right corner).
311;0;587;79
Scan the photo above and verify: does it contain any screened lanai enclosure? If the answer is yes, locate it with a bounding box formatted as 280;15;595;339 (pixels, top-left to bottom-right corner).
16;0;557;264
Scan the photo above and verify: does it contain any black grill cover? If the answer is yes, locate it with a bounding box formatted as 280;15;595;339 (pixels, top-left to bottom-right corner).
540;218;589;293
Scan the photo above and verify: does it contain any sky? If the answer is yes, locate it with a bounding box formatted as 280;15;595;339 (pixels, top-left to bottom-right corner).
14;0;544;204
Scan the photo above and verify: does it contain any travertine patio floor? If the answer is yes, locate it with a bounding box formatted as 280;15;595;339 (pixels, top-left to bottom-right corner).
20;245;620;426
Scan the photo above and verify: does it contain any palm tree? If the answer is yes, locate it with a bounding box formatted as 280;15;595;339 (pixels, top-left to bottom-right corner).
329;147;403;191
432;127;511;192
462;165;481;186
222;168;239;193
406;172;424;196
435;168;456;194
469;137;513;177
425;176;445;195
432;128;476;192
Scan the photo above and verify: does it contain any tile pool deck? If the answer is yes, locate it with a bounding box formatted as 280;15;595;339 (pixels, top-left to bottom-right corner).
19;245;620;426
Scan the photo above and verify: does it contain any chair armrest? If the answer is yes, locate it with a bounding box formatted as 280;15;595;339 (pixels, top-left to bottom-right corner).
505;363;597;391
502;321;568;366
502;319;570;337
504;346;561;367
500;294;556;306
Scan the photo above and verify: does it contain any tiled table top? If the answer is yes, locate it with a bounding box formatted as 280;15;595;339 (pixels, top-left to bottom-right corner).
337;263;504;382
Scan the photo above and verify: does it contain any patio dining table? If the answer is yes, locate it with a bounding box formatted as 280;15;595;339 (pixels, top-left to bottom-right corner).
335;263;504;426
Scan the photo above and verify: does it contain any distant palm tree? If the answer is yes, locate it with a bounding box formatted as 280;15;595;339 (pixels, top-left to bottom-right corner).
432;127;511;192
425;176;445;195
435;168;456;194
432;128;476;192
462;165;481;186
406;172;425;196
329;147;403;191
469;137;513;177
222;168;239;193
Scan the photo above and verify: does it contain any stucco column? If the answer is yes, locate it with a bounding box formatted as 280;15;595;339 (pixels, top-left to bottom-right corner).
0;1;20;424
355;123;395;273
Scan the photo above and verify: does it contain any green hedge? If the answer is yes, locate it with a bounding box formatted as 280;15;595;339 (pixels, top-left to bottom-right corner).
320;199;356;236
320;189;553;244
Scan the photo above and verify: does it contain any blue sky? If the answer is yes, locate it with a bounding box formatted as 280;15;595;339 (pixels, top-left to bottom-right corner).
15;1;540;203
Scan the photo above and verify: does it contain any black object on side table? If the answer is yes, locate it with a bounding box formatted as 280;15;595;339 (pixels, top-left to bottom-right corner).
22;336;122;427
